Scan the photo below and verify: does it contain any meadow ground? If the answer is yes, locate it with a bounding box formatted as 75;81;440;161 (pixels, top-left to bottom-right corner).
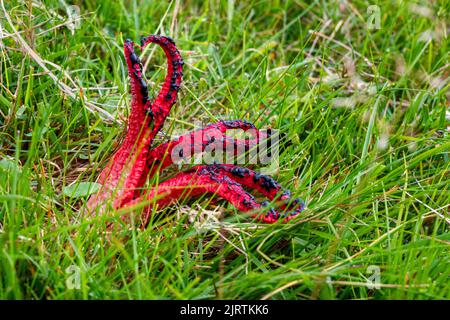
0;0;449;299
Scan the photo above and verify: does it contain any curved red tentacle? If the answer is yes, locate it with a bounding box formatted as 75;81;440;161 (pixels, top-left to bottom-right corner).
187;164;282;200
185;164;304;213
87;35;184;213
124;167;303;225
140;35;183;132
145;120;260;174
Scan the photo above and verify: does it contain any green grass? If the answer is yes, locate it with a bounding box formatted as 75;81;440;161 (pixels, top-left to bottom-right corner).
0;0;449;300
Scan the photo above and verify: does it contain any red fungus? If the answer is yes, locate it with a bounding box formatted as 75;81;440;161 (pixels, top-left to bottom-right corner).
86;35;305;224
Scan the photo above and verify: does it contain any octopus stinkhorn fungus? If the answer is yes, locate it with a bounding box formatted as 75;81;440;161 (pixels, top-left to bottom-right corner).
86;35;305;225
